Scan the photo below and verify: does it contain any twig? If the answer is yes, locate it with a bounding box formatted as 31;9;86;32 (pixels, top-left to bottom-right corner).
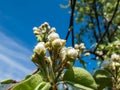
55;59;68;83
109;22;120;40
65;0;76;47
93;0;102;39
89;10;98;42
107;0;120;42
32;68;39;74
107;0;120;30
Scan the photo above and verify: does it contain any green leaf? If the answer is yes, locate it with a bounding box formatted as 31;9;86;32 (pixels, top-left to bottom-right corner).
11;73;43;90
65;81;95;90
24;74;32;80
63;67;97;90
93;69;113;90
35;82;46;90
35;82;51;90
88;0;94;4
1;79;16;84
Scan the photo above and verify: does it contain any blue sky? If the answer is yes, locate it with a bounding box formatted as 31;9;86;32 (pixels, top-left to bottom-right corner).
0;0;97;80
0;0;71;80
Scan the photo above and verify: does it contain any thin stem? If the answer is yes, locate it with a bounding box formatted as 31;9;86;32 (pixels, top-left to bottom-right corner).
109;22;120;40
89;10;98;42
93;0;102;39
65;0;76;47
32;68;39;74
55;59;68;83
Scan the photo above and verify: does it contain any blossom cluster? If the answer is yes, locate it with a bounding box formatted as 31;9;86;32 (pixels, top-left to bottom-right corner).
97;40;120;70
31;22;86;83
32;22;80;60
95;39;120;89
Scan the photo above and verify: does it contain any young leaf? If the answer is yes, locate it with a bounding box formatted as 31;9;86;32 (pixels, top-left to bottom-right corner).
11;73;43;90
63;67;97;90
93;69;113;90
1;79;16;84
35;82;51;90
65;81;95;90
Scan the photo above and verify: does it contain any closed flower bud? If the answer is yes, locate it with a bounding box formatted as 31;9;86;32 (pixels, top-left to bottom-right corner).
111;62;120;69
46;26;51;30
31;54;38;63
75;44;79;49
79;43;85;49
52;39;66;48
31;54;35;61
118;26;120;29
96;56;99;60
51;27;56;32
96;51;103;56
48;32;59;41
59;47;67;60
45;42;50;48
33;30;40;35
84;52;90;56
114;40;120;48
67;47;78;60
111;53;120;62
33;27;39;31
34;42;46;55
33;27;40;35
44;22;49;26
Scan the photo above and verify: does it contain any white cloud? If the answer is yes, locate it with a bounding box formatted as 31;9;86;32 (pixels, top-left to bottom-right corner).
0;31;35;80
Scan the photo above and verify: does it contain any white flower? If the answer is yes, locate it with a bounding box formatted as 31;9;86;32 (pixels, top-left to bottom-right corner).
84;52;90;56
104;12;107;16
67;47;78;60
79;43;84;47
111;62;120;69
75;44;79;49
114;40;120;45
44;22;49;26
114;40;120;48
34;42;46;55
48;32;59;41
52;39;62;46
51;27;56;32
106;15;110;21
33;27;40;35
52;39;66;48
33;27;38;31
59;47;67;60
111;53;120;61
60;47;79;60
79;43;85;49
96;56;99;60
96;51;103;55
118;26;120;29
34;42;45;50
47;26;51;30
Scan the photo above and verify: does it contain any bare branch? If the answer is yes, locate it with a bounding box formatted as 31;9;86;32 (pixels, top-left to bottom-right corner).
109;22;120;39
89;10;99;42
93;0;102;39
65;0;76;47
107;0;120;30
